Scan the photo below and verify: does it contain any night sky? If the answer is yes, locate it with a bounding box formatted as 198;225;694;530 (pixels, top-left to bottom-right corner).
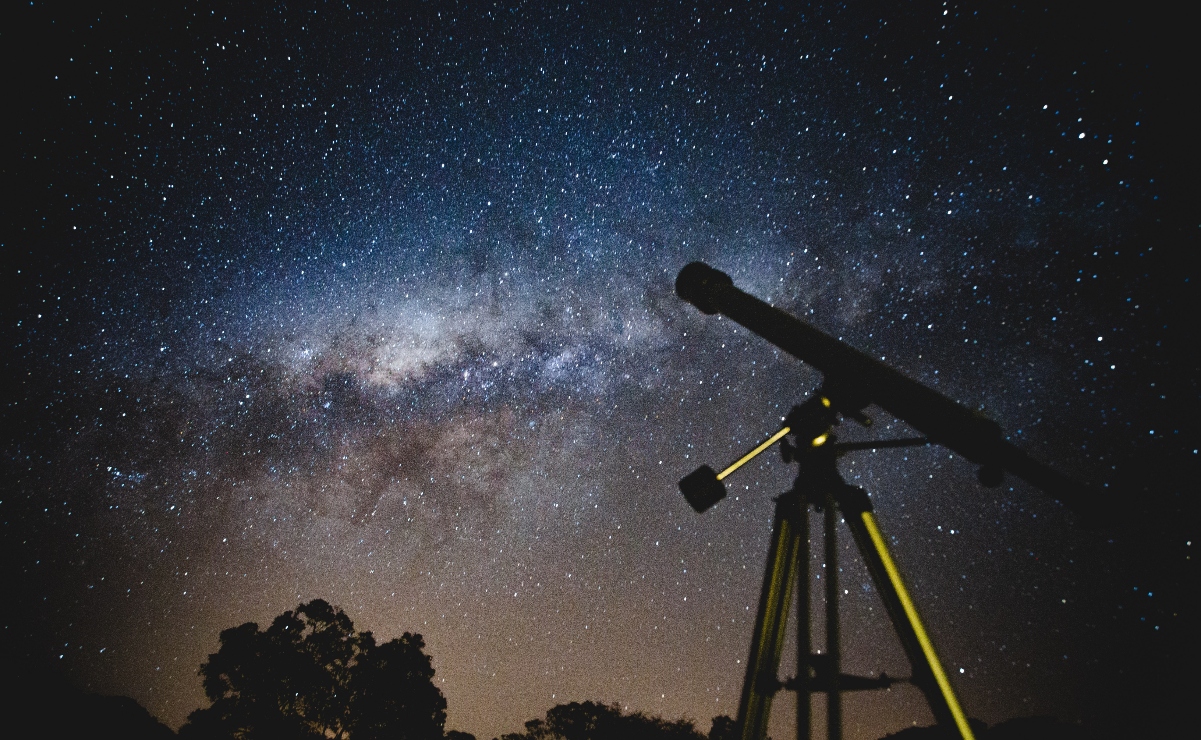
4;2;1195;738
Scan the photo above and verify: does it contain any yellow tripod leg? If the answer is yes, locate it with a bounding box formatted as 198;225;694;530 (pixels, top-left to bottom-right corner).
859;511;976;740
736;497;803;740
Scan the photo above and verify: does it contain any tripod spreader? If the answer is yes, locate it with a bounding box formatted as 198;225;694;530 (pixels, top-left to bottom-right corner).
757;659;906;697
790;662;907;694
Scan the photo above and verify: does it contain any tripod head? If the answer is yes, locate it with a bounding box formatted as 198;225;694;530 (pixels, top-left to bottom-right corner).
680;391;901;513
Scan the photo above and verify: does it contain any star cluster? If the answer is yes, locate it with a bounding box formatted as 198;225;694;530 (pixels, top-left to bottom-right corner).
5;3;1193;739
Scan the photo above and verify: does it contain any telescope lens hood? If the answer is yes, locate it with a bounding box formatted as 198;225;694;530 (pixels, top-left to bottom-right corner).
676;262;733;314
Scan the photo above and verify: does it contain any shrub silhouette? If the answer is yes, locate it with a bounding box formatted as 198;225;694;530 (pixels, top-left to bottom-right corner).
496;700;733;740
4;661;174;740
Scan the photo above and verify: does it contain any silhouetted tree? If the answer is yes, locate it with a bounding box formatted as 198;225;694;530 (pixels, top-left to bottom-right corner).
179;599;446;740
706;715;736;740
347;632;447;739
497;701;718;740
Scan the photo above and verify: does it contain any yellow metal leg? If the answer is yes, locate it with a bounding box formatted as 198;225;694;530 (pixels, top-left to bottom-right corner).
859;511;976;740
736;497;803;740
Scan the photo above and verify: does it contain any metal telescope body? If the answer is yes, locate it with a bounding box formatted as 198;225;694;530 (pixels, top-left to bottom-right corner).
674;262;1099;740
675;261;1091;513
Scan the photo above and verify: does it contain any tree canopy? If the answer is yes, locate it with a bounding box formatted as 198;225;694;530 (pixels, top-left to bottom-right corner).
179;599;446;740
498;700;734;740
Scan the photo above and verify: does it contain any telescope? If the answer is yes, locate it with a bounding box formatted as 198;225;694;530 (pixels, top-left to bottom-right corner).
672;262;1101;740
675;261;1095;515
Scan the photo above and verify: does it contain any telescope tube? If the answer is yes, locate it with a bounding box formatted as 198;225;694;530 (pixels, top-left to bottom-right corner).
675;261;1092;514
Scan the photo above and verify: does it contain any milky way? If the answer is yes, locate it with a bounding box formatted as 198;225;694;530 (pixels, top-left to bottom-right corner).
5;3;1193;738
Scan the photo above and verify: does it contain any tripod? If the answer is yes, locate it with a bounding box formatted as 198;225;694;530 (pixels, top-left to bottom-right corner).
680;394;976;740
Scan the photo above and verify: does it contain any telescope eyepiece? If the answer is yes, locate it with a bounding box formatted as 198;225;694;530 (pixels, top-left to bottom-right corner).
676;262;733;314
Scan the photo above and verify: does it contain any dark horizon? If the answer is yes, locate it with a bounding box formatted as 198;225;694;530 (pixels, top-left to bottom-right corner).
4;2;1193;738
5;615;1111;740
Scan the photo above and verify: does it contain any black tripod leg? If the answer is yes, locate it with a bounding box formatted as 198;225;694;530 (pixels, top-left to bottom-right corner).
824;495;842;740
736;495;803;740
839;498;977;740
796;501;811;740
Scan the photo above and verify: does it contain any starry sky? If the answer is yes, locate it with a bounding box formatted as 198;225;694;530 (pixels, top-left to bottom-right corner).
4;2;1195;738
